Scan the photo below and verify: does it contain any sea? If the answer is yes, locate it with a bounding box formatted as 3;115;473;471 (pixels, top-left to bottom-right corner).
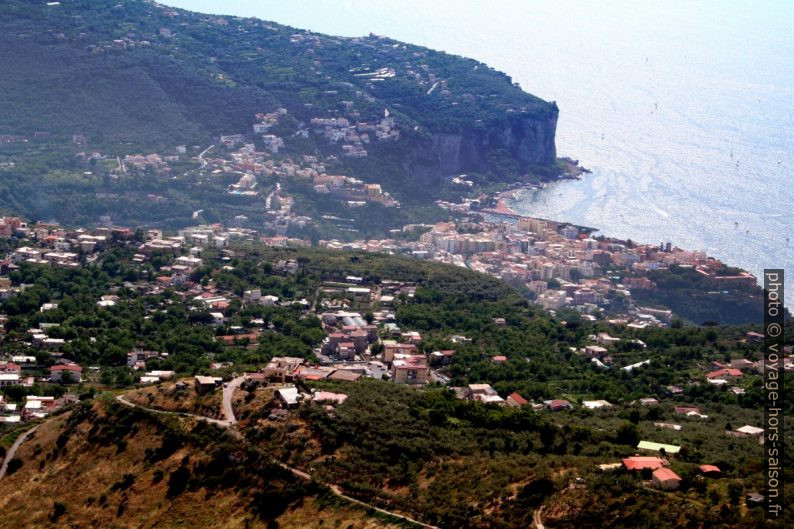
166;0;794;302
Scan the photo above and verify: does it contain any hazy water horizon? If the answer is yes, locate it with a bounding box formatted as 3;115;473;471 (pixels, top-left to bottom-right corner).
165;0;794;302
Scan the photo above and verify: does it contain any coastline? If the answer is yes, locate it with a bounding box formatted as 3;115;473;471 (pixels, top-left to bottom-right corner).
493;157;590;206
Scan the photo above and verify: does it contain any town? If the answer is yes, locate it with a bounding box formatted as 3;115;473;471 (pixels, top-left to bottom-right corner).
0;213;787;500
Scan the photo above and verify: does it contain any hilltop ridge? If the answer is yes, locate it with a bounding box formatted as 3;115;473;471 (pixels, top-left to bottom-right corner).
0;0;557;188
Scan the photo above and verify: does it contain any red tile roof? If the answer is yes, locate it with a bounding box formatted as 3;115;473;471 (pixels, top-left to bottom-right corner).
706;368;742;379
622;456;665;470
50;364;82;372
652;468;681;481
699;464;721;474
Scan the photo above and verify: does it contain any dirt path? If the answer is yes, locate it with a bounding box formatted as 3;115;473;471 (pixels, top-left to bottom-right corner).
117;385;440;529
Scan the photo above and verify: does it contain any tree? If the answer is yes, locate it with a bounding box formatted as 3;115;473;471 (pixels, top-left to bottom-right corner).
727;482;743;505
615;421;639;446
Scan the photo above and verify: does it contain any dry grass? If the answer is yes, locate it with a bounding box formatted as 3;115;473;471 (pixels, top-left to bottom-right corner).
0;400;405;529
124;379;224;419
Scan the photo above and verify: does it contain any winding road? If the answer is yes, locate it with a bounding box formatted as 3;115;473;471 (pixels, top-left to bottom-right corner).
115;377;440;529
533;506;545;529
221;375;245;423
0;425;39;481
1;379;439;528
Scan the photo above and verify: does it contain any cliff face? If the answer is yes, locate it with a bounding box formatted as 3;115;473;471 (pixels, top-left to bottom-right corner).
407;108;558;184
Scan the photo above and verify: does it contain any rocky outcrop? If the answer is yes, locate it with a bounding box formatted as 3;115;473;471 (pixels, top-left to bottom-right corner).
406;106;558;184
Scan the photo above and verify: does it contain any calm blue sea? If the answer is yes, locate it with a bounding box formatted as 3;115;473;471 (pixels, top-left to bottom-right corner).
167;0;794;302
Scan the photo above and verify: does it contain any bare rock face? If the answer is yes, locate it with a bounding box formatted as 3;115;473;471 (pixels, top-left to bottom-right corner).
405;107;558;185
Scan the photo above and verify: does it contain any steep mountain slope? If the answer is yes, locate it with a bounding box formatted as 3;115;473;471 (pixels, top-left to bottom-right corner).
0;0;557;182
0;399;405;528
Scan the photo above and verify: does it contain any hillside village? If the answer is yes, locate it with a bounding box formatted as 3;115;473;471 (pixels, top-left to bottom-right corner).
0;212;787;528
0;214;787;443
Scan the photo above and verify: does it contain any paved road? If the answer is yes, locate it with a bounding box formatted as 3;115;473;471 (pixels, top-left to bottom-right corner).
197;144;215;168
0;425;39;481
533;506;545;529
221;376;246;424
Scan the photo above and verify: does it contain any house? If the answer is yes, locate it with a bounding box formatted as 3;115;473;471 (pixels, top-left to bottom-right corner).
584;345;608;358
462;383;504;404
311;391;348;405
491;355;508;364
335;341;356;360
262;356;304;382
209;312;225;326
145;370;175;381
465;384;498;400
652;468;682;490
328;369;363;383
294;365;334;381
674;406;700;415
50;364;82;383
381;341;417;363
194;375;219;395
0;362;22;375
730;358;755;371
638;397;659;406
745;331;764;343
41;337;66;351
127;350;161;367
596;332;620;346
735;425;764;437
705;368;742;382
23;396;57;419
243;289;261;303
0;373;20;387
506;392;528;407
699;464;721;476
429;349;455;367
582;399;612;409
477;393;506;405
622;456;666;471
402;331;422;344
637;440;681;454
346;286;371;302
391;354;428;385
11;356;36;366
276;386;301;408
544;399;573;411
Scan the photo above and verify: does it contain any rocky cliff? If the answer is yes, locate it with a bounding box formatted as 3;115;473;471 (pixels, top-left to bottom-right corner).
406;107;558;184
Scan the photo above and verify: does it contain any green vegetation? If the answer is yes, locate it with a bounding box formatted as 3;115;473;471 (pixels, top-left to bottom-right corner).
631;266;764;325
0;0;559;229
0;241;790;528
0;398;408;528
